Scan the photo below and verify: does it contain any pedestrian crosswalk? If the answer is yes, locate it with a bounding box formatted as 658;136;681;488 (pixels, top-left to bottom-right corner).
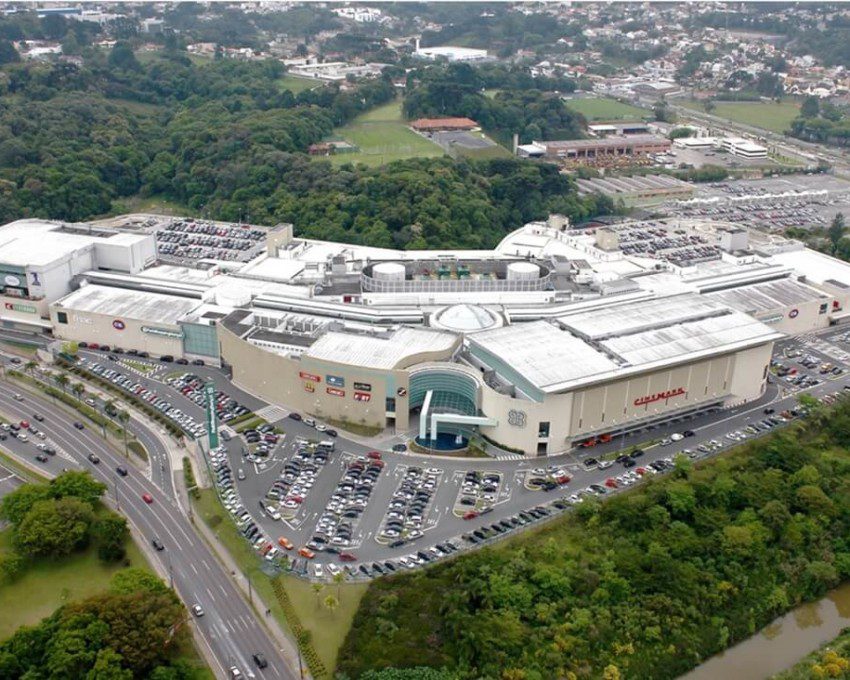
255;404;288;422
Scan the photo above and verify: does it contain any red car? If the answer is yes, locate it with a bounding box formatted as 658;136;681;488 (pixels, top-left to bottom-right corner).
339;552;357;562
367;451;382;460
142;493;154;504
19;420;29;429
604;478;618;489
462;510;479;520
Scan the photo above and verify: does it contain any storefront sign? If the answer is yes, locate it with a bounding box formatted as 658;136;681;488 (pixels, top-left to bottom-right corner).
4;302;36;314
112;319;126;330
326;374;345;388
327;387;345;397
789;308;799;319
3;274;21;287
396;387;407;397
354;391;371;402
634;387;686;407
303;381;315;393
353;381;372;392
141;325;183;339
299;371;321;382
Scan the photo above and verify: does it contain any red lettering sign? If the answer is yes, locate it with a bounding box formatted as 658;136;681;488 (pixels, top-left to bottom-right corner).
299;371;321;382
354;391;371;402
633;387;686;407
327;387;345;397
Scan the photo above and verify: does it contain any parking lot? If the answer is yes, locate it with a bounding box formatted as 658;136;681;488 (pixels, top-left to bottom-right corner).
154;218;267;264
666;175;850;232
63;326;850;583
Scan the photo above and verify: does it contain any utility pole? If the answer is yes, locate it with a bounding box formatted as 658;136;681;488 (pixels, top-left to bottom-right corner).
168;559;174;589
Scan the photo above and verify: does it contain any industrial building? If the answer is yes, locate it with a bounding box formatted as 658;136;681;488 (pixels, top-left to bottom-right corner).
576;174;695;206
5;210;850;456
516;134;671;161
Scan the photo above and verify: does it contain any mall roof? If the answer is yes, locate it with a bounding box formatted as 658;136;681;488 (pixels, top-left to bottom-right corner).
705;278;826;314
468;321;618;393
52;284;200;325
305;327;458;370
0;219;149;268
599;310;782;367
558;295;726;341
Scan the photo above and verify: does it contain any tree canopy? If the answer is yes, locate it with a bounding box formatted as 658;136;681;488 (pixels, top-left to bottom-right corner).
339;397;850;679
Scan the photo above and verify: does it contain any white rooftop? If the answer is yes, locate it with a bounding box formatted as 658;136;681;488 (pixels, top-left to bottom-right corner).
0;219;149;268
559;295;724;340
305;327;458;370
468;321;618;393
53;284;200;325
600;310;781;366
769;248;850;288
705;278;825;314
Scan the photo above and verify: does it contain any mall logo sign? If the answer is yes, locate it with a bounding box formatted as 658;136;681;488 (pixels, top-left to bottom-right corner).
634;387;686;407
507;409;527;428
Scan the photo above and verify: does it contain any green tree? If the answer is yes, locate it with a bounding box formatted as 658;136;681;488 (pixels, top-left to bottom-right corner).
108;41;140;71
24;360;38;376
117;410;130;458
0;483;51;524
50;471;107;506
93;513;129;562
54;373;70;394
87;648;133;680
14;497;95;558
828;212;846;255
0;39;19;65
109;568;171;597
72;381;86;402
323;594;339;615
801;95;820;118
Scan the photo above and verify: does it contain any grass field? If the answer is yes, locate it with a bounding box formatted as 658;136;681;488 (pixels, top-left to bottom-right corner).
680;99;800;134
109;195;190;217
0;527;147;640
193;489;367;672
277;75;320;94
322;100;444;167
564;97;650;121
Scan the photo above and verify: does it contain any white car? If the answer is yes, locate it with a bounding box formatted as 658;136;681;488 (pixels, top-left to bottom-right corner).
313;564;324;578
327;563;341;576
670;433;684;442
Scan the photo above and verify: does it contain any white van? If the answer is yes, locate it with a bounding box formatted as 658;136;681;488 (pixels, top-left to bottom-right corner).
318;440;335;452
303;417;316;428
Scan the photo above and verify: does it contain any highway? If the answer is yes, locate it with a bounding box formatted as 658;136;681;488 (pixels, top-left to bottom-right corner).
0;377;296;680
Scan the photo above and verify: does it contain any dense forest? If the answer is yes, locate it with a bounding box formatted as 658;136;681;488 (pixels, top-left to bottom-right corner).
339;396;850;679
0;45;613;247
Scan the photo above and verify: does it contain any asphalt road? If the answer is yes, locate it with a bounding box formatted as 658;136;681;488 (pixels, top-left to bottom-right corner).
0;378;295;680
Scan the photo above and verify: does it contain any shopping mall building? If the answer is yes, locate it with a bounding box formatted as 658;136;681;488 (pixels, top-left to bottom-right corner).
2;212;846;455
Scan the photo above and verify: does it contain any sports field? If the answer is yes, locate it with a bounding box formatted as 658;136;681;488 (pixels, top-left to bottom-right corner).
277;75;320;94
680;99;800;134
564;97;650;120
322;101;445;167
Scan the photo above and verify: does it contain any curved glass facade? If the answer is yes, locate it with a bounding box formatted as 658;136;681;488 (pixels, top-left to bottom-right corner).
410;370;479;416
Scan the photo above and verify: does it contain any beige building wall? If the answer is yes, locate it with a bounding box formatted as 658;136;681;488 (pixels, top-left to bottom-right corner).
752;296;829;335
48;306;184;357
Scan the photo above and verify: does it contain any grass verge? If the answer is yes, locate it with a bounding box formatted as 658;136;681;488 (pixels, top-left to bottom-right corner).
192;488;365;675
0;525;146;640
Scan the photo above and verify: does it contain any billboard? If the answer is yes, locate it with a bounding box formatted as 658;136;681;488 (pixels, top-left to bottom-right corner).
326;374;345;388
204;380;219;448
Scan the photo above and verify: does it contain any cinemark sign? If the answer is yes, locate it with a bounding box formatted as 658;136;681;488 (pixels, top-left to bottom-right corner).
634;387;686;407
